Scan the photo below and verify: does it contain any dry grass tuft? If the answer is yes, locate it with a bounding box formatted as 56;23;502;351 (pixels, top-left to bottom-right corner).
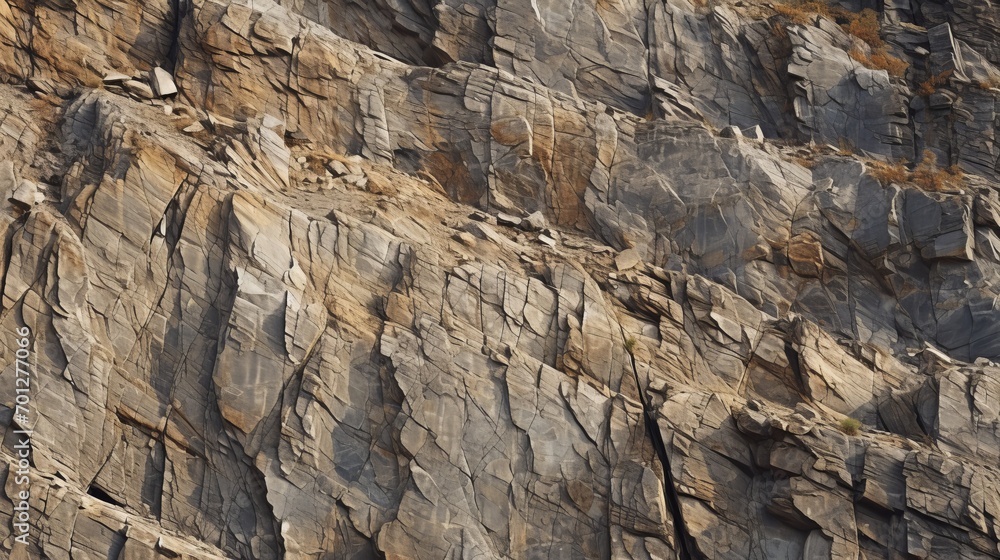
912;150;964;191
837;137;855;156
978;77;1000;90
774;1;837;24
850;47;908;78
867;151;964;191
838;417;862;436
918;71;952;97
868;160;909;185
794;156;817;168
624;336;638;354
845;9;884;48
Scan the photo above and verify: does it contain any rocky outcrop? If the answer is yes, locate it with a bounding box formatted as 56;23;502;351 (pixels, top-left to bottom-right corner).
0;0;999;558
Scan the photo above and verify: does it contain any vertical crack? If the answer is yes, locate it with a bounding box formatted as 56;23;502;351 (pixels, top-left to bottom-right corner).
620;328;700;560
166;0;189;72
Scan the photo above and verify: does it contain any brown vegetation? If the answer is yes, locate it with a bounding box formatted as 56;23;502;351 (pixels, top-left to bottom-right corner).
869;151;965;191
837;137;855;156
845;9;884;48
776;2;907;78
918;71;952;97
978;77;1000;90
850;48;909;78
912;151;964;191
773;1;838;24
868;160;909;185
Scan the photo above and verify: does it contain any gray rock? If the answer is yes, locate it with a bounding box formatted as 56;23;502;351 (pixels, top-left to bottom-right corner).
102;71;131;84
615;248;641;271
720;125;743;138
123;79;154;99
149;67;177;97
9;180;42;209
520;210;547;231
496;212;522;227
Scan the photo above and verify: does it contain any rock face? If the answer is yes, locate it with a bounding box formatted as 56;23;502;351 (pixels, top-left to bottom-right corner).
0;0;999;559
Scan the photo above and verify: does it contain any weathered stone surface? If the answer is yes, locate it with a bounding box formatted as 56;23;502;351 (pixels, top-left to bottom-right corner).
0;0;999;558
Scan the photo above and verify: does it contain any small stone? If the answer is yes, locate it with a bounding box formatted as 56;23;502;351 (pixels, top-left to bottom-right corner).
520;211;547;231
720;125;743;138
615;248;641;271
102;71;131;84
149;67;178;97
928;92;954;109
124;80;155;99
537;234;556;247
327;160;350;177
497;213;522;227
183;122;205;134
10;180;41;209
344;174;366;187
453;232;477;247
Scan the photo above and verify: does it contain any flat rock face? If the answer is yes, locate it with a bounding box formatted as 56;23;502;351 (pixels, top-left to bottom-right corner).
0;0;1000;559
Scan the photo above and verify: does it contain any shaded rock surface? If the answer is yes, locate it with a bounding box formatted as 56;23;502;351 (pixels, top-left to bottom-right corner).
0;0;998;558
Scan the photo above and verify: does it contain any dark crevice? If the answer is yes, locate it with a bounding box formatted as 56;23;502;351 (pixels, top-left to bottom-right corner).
23;0;39;81
640;401;699;560
86;484;124;508
621;331;700;559
165;0;189;72
784;338;807;396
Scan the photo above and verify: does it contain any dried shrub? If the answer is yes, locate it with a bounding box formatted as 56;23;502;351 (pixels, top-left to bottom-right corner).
794;156;817;168
867;152;964;190
837;137;855;156
850;47;909;78
624;336;638;354
769;21;794;59
868;160;909;185
918;71;952;97
912;150;964;191
774;1;836;24
867;50;908;77
774;1;878;39
770;19;790;41
978;77;1000;90
844;9;884;48
946;164;965;182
